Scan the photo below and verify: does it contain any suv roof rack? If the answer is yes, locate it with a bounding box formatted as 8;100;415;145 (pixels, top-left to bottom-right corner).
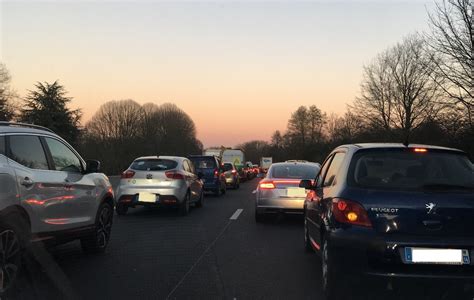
0;121;54;133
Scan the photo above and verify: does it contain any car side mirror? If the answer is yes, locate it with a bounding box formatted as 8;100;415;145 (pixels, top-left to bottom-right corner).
299;179;313;189
85;160;101;173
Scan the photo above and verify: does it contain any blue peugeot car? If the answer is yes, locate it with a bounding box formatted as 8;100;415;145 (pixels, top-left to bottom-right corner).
300;143;474;299
188;155;227;196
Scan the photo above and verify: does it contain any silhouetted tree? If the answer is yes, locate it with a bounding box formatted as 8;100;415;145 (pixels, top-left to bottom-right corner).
0;63;16;121
19;81;81;144
426;0;473;125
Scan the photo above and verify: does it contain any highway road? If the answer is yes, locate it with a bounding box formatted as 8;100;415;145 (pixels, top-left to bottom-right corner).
12;178;472;300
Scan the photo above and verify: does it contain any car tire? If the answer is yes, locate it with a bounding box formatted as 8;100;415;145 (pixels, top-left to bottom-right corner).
321;237;345;300
81;202;113;254
0;216;27;297
116;203;128;216
195;191;203;208
180;193;190;216
304;217;313;253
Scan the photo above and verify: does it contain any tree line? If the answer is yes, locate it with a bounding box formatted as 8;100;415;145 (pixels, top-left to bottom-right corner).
238;0;473;163
0;0;471;172
0;74;203;174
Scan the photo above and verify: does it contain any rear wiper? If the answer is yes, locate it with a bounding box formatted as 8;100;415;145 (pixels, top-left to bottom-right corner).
421;183;474;190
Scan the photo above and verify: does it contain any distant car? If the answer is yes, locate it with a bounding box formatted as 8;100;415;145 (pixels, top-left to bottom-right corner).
115;156;203;216
188;155;226;196
301;144;474;299
252;164;260;175
222;162;240;189
0;122;114;295
255;161;321;222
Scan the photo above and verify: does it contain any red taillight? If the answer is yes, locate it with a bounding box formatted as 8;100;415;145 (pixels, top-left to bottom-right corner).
332;198;372;227
214;169;219;178
260;181;276;189
231;170;237;174
165;171;185;180
413;148;428;153
121;170;135;179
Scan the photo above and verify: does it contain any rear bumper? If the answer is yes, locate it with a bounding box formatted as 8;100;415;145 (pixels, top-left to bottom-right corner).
327;228;474;281
116;186;186;206
256;197;305;214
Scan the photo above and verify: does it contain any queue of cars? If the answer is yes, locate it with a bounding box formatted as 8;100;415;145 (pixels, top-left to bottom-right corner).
255;143;474;300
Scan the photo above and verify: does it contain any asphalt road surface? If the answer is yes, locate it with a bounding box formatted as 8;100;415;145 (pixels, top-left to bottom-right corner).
12;179;474;300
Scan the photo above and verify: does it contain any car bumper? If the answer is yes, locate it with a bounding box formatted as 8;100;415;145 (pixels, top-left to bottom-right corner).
256;197;305;214
327;228;474;281
116;186;187;206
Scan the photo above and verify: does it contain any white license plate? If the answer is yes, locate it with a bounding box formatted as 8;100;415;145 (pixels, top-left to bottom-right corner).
287;188;306;197
138;192;157;203
405;247;470;265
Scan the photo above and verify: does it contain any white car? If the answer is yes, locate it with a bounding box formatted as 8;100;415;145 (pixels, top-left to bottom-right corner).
115;156;204;216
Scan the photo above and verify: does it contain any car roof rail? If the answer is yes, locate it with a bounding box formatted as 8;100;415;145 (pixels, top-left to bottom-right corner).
0;121;54;133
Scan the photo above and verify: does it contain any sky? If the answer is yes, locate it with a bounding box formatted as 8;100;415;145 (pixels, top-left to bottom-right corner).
1;0;433;147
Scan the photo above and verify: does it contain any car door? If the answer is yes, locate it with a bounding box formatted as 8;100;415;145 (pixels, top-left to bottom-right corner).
183;160;199;201
188;159;203;199
42;136;97;229
306;154;333;239
7;134;71;233
313;152;346;245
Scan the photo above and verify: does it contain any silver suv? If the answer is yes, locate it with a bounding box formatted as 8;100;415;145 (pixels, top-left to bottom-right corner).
0;122;114;294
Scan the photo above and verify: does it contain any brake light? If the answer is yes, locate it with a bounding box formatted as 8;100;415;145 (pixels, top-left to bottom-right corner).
413;148;428;153
332;198;372;227
231;170;237;174
214;169;219;178
121;170;135;179
260;181;275;189
165;171;185;180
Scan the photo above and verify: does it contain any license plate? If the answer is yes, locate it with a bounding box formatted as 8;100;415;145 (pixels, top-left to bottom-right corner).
404;247;470;265
138;192;157;203
287;188;306;197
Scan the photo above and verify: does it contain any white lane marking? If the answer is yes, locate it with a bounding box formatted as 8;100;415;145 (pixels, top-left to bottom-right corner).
230;209;243;220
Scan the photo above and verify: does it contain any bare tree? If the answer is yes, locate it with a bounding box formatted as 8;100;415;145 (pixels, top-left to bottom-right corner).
426;0;473;124
287;106;308;146
86;99;144;141
353;35;442;141
307;105;327;144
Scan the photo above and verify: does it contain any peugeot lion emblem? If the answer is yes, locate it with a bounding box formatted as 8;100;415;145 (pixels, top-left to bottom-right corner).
425;203;436;214
146;174;153;179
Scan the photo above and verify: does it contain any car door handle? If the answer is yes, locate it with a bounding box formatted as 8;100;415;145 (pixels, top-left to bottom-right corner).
21;177;35;187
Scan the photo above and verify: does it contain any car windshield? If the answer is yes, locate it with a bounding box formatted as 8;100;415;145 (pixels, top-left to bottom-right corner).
223;163;233;172
130;159;177;171
189;157;216;169
348;149;474;190
270;164;320;180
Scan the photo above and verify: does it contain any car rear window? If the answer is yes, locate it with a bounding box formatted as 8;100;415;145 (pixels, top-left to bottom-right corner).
223;163;233;171
130;159;177;171
189;157;217;169
270;164;320;179
348;148;474;190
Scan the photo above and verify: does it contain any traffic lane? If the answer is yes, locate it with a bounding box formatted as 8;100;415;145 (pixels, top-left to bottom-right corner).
167;181;472;300
170;180;324;300
16;181;253;300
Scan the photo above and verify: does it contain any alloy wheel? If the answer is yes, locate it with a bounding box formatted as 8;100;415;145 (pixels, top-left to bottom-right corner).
97;206;113;248
0;229;20;294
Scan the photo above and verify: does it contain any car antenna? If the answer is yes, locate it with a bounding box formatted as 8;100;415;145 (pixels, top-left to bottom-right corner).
403;134;409;147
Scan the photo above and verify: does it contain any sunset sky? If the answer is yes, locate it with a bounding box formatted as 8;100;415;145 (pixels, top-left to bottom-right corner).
1;0;432;147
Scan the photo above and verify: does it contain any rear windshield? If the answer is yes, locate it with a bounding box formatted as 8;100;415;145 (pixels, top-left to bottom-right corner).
189;157;217;169
348;149;474;190
130;159;177;171
223;163;233;171
270;164;320;179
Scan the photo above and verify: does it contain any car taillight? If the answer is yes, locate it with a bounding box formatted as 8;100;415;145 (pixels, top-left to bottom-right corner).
231;170;237;174
165;171;185;180
214;169;219;178
332;198;372;227
259;181;275;189
121;170;135;179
